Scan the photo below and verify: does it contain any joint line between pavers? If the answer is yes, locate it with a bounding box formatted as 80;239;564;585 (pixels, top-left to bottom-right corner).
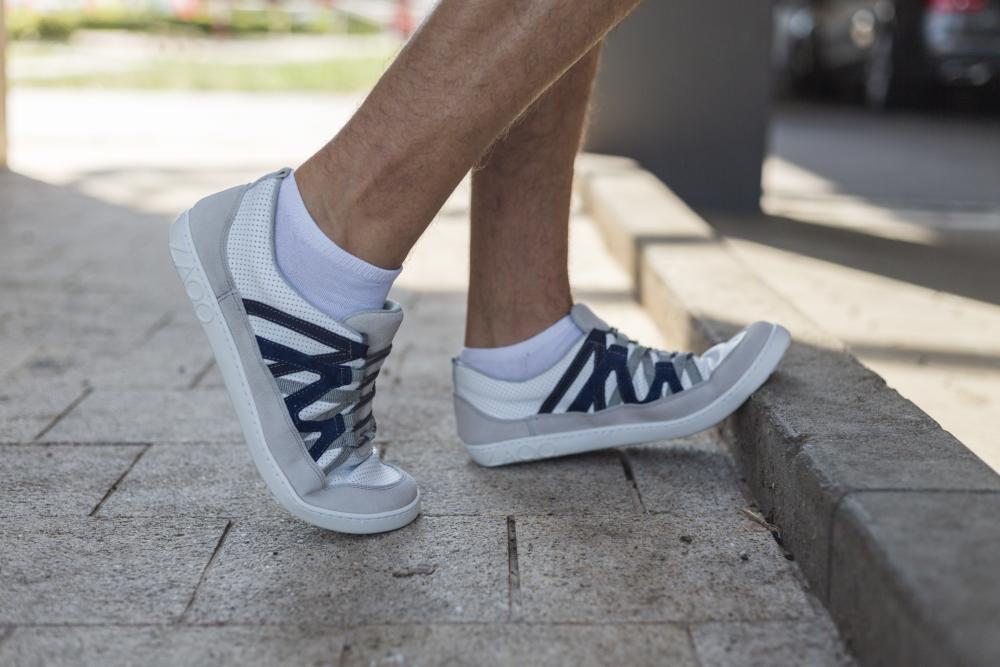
88;444;152;517
32;386;92;442
187;359;217;390
142;311;174;344
617;450;648;514
0;625;14;652
336;638;350;667
178;519;233;624
377;442;391;460
506;516;522;620
682;625;705;667
823;490;853;603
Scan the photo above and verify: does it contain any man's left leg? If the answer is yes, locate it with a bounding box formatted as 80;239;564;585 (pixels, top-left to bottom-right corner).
454;49;792;467
463;47;601;362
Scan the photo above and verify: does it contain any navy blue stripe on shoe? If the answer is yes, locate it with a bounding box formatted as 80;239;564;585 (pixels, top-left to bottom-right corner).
243;299;370;461
256;335;355;459
642;360;684;401
243;298;367;358
539;329;605;414
538;329;693;416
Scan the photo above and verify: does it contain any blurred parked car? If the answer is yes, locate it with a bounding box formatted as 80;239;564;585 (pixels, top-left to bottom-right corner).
773;0;1000;107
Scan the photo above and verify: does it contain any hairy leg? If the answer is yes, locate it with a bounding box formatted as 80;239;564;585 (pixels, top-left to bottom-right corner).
465;47;601;348
295;0;641;269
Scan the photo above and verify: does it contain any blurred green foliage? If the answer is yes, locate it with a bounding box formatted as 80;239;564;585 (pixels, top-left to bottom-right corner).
6;6;382;41
13;56;389;92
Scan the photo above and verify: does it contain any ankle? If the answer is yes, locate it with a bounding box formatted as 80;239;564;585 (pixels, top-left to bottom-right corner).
295;156;414;270
294;158;349;245
460;312;584;382
465;296;573;348
275;172;400;321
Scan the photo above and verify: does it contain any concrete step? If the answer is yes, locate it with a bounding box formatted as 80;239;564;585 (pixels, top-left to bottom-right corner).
578;154;1000;667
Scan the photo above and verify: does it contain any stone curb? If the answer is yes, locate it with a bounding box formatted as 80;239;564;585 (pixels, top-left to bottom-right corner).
576;155;1000;667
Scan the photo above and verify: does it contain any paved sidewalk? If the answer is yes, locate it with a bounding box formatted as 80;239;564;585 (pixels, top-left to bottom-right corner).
0;90;851;665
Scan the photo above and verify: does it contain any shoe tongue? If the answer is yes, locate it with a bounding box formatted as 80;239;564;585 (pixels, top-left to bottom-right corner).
570;303;609;332
344;300;404;352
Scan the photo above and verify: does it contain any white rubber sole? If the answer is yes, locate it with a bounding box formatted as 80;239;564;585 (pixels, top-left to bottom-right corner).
465;324;791;467
169;210;420;534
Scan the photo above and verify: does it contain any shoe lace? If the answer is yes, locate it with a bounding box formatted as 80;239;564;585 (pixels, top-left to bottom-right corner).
607;326;675;366
603;326;708;401
313;345;391;475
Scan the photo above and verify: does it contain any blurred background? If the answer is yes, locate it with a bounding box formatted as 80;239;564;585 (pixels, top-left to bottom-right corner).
0;0;997;471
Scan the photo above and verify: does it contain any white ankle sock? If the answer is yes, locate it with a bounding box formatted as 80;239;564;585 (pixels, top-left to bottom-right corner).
274;172;400;322
460;314;584;382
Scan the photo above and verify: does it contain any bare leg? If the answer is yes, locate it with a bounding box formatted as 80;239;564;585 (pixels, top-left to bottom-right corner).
465;47;601;348
295;0;641;269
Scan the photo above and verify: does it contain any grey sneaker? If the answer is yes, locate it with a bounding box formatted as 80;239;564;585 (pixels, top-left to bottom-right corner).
453;304;790;467
169;169;419;533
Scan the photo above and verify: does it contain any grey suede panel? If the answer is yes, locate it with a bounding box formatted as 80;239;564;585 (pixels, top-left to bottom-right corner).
454;395;532;445
344;301;404;352
304;468;418;514
218;293;327;496
457;322;776;446
570;303;610;332
188;183;249;298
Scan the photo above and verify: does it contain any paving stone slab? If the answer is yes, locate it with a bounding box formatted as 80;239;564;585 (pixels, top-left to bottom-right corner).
0;516;227;623
187;516;508;625
516;513;812;623
690;619;853;667
0;444;144;516
391;346;456;396
389;445;635;516
829;491;1000;667
0;335;37;379
389;293;466;381
376;393;461;453
0;284;168;348
43;388;242;444
97;443;281;519
341;623;697;667
0;381;86;443
0;625;344;667
195;362;225;389
3;338;128;389
625;433;745;514
84;321;214;390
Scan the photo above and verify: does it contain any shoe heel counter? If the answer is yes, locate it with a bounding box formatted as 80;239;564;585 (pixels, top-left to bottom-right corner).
187;183;249;298
453;393;531;446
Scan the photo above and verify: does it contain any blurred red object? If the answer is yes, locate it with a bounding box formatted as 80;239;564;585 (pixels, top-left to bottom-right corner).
927;0;988;13
171;0;202;21
393;0;414;37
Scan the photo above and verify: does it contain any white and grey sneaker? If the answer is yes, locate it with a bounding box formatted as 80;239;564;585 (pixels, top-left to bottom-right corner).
168;169;420;533
453;304;790;467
